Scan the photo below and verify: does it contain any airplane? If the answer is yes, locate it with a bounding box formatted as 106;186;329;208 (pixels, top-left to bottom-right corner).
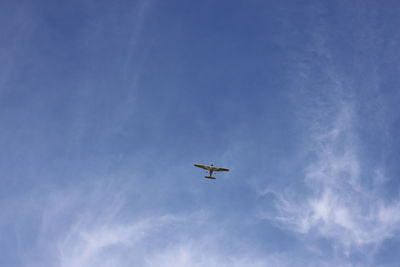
193;164;230;179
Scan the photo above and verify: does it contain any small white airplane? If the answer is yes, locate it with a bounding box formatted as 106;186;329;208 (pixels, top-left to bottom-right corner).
193;164;230;179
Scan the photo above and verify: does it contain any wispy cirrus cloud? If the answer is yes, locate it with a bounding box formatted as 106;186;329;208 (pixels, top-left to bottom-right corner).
258;5;400;259
261;101;400;256
22;183;295;267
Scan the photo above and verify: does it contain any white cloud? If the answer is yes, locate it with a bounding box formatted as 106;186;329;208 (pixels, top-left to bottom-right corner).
58;215;176;267
55;207;290;267
25;184;295;267
262;102;400;254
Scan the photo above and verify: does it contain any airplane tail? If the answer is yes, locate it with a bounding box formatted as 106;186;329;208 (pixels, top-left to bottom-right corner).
204;176;216;179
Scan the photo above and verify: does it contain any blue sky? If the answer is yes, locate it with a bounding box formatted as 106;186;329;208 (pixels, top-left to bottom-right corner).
1;0;400;266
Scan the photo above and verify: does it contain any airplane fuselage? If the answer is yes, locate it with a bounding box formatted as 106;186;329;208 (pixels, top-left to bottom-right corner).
206;165;215;179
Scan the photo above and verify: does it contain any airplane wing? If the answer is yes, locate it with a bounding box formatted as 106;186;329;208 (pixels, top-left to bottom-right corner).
214;167;230;172
194;164;210;170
